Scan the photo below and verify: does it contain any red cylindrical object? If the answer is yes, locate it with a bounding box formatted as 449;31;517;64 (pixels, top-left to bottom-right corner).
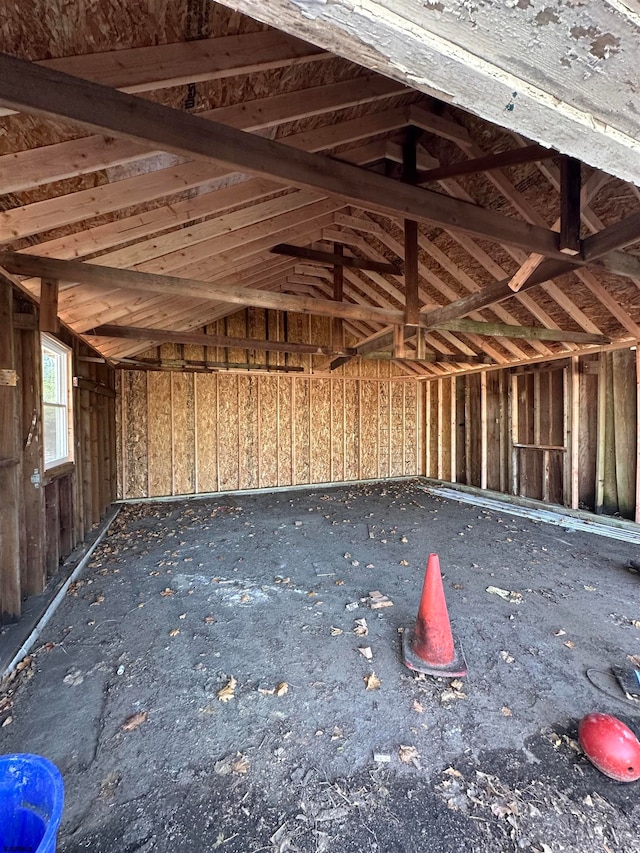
578;713;640;782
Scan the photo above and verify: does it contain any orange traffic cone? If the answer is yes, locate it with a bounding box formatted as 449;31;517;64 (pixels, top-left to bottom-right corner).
402;553;467;677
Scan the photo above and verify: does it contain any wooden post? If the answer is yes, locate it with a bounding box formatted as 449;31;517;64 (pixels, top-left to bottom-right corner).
635;348;640;523
559;157;581;256
393;325;405;359
0;279;21;622
425;380;431;477
480;372;488;490
404;219;419;327
332;243;344;350
510;372;519;496
20;324;46;596
464;376;471;485
450;377;457;483
593;355;606;514
570;356;580;509
499;371;506;493
436;378;443;479
39;278;59;333
44;481;60;577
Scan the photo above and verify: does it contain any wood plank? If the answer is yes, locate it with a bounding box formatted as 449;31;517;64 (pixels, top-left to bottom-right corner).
0;252;402;327
595;353;607;513
332;244;344;350
0;52;570;257
0;277;21;622
570;356;580;509
583;210;640;260
417;144;553;183
20;325;46;596
39;278;59;333
0;31;327;117
433;318;609;345
271;243;401;274
559;157;581;255
404;219;419;326
87;323;354;357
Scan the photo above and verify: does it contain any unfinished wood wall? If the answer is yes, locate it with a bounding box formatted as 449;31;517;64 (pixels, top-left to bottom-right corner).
117;370;421;498
425;349;640;520
0;278;116;624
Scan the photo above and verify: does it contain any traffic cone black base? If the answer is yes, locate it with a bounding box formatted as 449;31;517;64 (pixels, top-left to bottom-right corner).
401;626;467;677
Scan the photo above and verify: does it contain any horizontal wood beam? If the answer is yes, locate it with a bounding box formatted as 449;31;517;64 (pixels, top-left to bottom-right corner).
582;209;640;261
433;318;610;344
0;252;402;327
87;323;355;357
0;52;571;258
364;352;494;364
416;144;554;183
271;243;401;274
421;258;576;325
115;357;304;374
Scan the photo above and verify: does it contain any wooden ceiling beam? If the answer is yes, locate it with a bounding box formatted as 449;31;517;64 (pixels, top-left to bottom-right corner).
86;324;354;357
2;74;406;194
270;243;400;275
0;252;404;327
0;53;572;258
417;144;554;184
433;318;609;345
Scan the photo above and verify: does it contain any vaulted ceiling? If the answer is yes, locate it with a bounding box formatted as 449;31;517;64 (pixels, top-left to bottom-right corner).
1;1;640;379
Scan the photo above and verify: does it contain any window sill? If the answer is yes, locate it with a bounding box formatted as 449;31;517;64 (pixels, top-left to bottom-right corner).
43;460;75;485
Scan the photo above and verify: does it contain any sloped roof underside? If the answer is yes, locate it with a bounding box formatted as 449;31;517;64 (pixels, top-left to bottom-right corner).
0;0;639;379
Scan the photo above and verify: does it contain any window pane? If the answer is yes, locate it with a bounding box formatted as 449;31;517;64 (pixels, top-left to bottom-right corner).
42;351;58;403
43;405;68;466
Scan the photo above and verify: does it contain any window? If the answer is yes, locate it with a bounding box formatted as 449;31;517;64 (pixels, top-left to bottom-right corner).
41;334;73;469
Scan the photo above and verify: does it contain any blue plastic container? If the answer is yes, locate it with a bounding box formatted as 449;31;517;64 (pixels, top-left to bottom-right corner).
0;754;64;853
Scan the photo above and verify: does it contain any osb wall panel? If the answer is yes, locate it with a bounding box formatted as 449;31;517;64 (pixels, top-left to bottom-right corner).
118;372;421;498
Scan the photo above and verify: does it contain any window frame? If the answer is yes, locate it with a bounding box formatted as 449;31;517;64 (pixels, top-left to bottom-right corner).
41;333;74;471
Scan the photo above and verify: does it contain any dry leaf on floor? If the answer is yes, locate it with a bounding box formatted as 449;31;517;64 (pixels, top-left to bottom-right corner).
553;629;566;636
412;700;424;714
217;676;237;702
369;590;393;609
399;745;421;766
353;618;368;636
358;647;373;660
160;588;174;597
275;682;289;697
628;654;640;668
450;679;464;690
204;615;215;624
89;595;105;607
122;711;147;732
564;640;575;649
399;560;409;567
231;754;250;774
330;626;343;636
501;706;513;717
486;586;523;603
500;651;515;664
364;672;381;690
443;767;463;778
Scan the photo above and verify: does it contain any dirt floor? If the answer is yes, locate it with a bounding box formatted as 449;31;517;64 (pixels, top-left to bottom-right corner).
2;479;640;852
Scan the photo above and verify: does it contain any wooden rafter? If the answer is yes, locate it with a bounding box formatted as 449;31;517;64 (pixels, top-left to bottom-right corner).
0;52;575;258
1;74;406;195
270;243;400;274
